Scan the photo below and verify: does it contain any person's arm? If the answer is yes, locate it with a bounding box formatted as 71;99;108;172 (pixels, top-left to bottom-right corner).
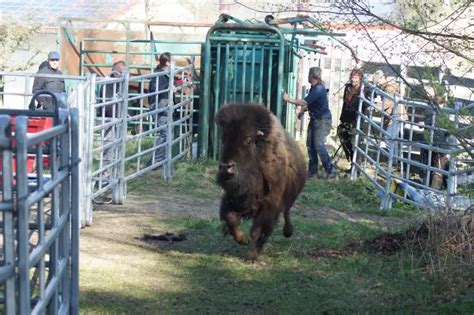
283;93;308;120
148;78;156;108
283;93;308;110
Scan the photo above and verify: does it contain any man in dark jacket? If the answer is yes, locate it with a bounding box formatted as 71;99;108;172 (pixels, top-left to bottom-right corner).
31;51;66;110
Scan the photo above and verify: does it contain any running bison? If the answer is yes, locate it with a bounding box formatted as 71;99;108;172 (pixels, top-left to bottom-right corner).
215;103;307;261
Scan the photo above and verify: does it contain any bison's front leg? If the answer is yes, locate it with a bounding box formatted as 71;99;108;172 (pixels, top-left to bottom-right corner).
220;197;249;245
248;209;279;261
222;211;249;245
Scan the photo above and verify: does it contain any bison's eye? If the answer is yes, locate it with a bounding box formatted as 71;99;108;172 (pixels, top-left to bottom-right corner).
243;137;253;146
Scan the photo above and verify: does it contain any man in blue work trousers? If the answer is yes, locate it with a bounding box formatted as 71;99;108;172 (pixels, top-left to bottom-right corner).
284;66;336;179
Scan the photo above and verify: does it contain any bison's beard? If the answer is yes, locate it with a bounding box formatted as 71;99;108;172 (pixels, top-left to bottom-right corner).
217;162;261;196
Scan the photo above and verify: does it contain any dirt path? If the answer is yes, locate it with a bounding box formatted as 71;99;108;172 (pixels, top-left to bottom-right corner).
93;193;219;218
92;192;407;231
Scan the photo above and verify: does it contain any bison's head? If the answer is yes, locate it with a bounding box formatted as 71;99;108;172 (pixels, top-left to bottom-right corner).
215;104;273;194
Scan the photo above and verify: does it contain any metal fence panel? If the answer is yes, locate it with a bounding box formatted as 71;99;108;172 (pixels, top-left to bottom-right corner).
123;64;195;182
352;79;473;211
0;108;79;314
0;69;195;225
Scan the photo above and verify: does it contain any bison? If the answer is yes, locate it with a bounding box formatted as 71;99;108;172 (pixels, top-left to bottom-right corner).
215;103;307;261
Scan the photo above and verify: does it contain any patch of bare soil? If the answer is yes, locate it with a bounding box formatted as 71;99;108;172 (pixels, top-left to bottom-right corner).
309;225;427;259
93;192;219;219
94;192;406;232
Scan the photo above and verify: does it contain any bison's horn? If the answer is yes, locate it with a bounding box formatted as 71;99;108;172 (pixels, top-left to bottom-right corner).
256;130;264;136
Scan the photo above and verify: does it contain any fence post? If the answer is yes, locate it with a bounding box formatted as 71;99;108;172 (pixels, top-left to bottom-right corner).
59;108;72;312
0;115;16;315
113;72;129;204
15;116;31;314
189;65;195;159
83;74;96;226
380;94;401;210
164;64;175;180
70;107;80;315
351;77;365;180
76;77;87;227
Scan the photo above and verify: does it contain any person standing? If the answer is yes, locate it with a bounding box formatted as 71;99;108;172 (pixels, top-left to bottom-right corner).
147;52;172;166
284;66;336;179
96;61;127;169
98;60;127;117
337;69;364;170
420;89;449;190
31;51;66;110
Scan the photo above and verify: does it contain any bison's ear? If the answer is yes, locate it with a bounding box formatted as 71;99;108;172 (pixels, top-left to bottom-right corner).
252;106;273;136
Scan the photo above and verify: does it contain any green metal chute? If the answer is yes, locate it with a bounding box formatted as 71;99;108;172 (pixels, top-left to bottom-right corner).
198;14;347;159
200;15;288;159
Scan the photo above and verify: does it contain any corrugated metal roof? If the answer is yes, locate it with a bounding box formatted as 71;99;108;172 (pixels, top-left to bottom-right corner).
0;0;134;24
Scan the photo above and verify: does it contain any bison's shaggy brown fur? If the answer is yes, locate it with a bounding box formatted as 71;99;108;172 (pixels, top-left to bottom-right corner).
215;103;307;261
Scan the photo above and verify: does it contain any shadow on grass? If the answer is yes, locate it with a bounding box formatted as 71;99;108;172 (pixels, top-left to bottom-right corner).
79;255;390;314
81;214;474;313
80;246;474;314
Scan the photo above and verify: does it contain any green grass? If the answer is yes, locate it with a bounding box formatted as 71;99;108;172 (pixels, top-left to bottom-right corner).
128;159;419;217
300;177;420;217
127;158;221;199
81;160;474;314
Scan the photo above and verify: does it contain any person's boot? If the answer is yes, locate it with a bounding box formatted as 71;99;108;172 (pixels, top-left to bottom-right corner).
307;170;317;179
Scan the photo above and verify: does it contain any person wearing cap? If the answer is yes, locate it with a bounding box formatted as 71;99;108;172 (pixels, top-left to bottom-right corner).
31;51;66;110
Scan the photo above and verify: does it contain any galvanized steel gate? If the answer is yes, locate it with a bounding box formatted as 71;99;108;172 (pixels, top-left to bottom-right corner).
83;64;195;221
0;67;195;226
352;79;473;210
0;105;80;314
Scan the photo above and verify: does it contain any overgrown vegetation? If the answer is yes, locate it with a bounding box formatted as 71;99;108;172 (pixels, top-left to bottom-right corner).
80;160;474;313
0;18;40;72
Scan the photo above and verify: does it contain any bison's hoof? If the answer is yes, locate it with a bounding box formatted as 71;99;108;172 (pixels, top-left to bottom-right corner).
247;249;259;262
283;224;293;238
238;235;249;245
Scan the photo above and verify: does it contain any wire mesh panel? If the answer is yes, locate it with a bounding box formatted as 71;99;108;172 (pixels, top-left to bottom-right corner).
0;107;79;314
352;79;473;211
